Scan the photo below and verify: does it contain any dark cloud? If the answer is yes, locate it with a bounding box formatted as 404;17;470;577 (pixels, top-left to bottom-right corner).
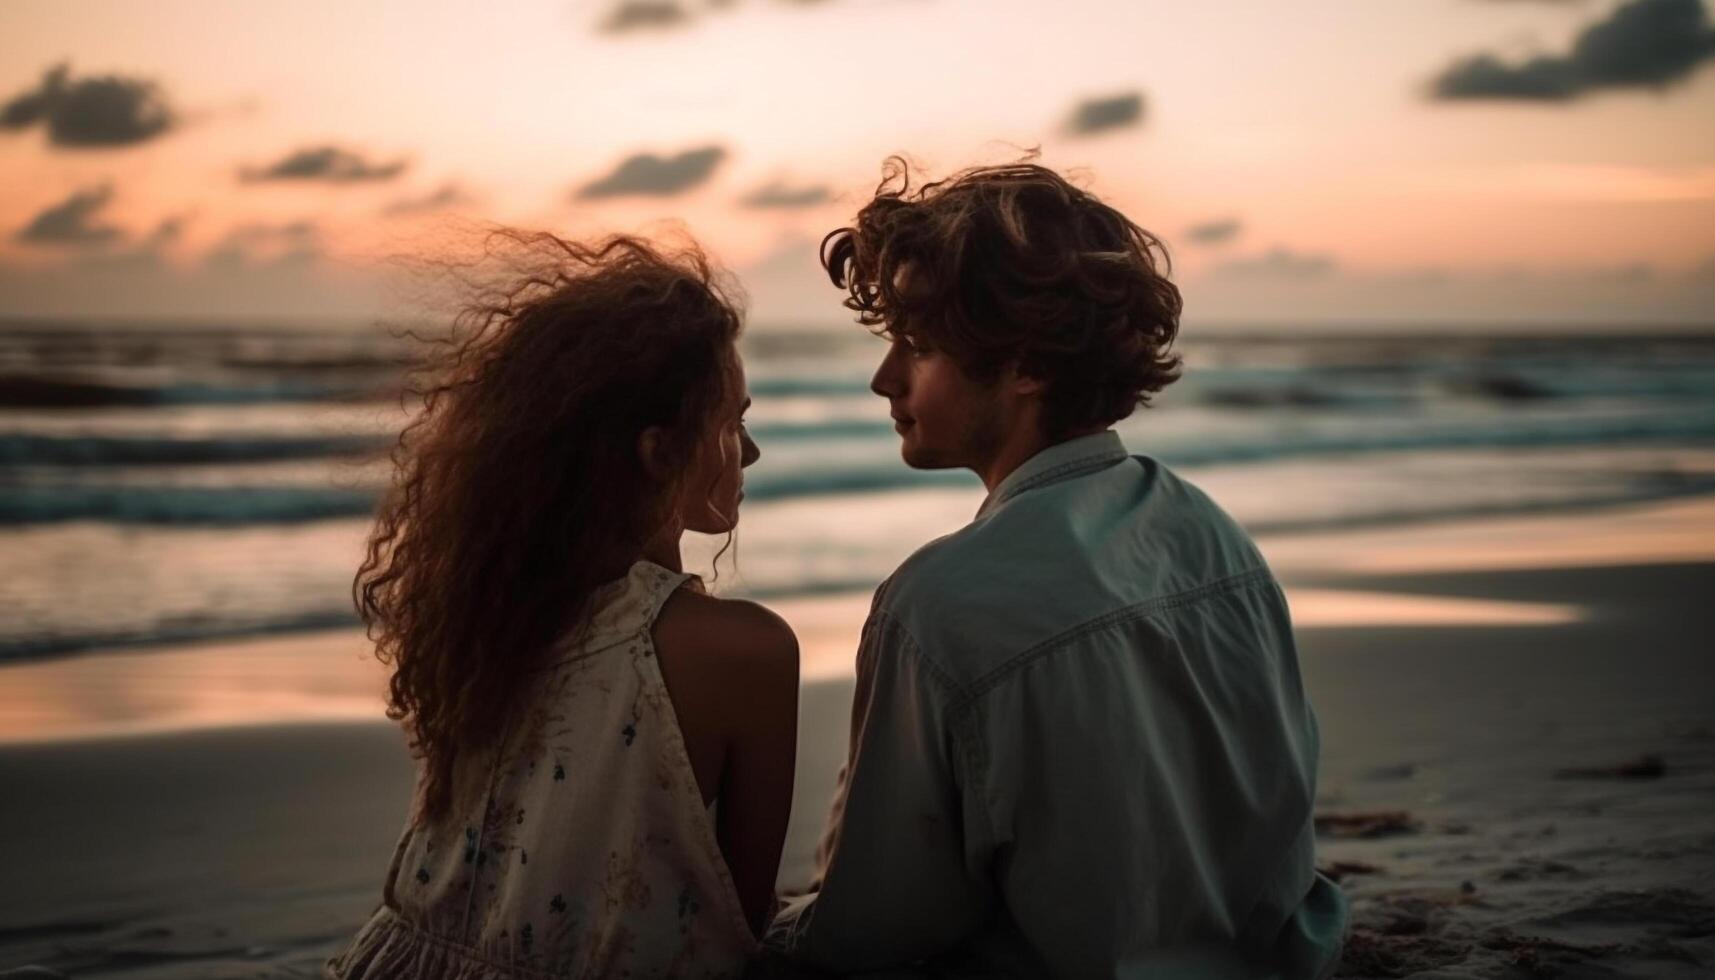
242;145;408;183
1432;0;1715;101
1063;92;1146;136
223;220;319;246
0;65;65;129
145;215;188;248
0;63;174;147
597;0;693;33
1214;247;1337;279
383;182;477;216
69;215;189;273
1184;219;1242;245
206;221;322;270
14;186;123;246
577;146;726;198
593;0;841;34
741;179;832;209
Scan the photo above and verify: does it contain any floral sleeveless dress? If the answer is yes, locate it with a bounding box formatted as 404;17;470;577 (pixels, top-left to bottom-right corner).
326;561;756;979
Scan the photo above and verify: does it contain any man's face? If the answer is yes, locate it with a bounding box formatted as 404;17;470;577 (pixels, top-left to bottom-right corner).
870;332;1005;471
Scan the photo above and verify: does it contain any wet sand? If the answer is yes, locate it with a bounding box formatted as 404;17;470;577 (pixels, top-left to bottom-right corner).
2;498;1714;977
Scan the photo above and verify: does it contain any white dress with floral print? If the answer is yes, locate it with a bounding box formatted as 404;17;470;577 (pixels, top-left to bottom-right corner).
326;561;755;979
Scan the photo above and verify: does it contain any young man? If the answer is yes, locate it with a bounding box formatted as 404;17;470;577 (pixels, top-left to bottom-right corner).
767;160;1348;978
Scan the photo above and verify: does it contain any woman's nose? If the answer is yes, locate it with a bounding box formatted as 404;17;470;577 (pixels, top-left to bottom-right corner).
740;428;761;467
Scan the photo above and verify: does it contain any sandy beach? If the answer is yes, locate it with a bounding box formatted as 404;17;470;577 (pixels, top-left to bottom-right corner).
3;497;1714;978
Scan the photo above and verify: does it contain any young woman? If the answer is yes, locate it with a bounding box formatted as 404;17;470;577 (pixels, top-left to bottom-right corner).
326;232;799;979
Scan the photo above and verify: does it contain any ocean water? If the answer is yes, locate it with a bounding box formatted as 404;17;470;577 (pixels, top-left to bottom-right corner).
2;320;1714;661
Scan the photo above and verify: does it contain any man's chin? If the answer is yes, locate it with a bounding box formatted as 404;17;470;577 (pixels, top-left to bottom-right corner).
899;442;960;471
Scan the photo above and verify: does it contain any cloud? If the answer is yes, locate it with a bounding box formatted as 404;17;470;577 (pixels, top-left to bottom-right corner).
206;220;323;269
1214;247;1337;279
736;237;849;326
0;65;64;129
242;145;408;183
382;182;477;216
741;179;832;209
592;0;838;35
597;0;692;33
1063;92;1146;136
1184;219;1243;246
14;186;123;246
1431;0;1715;101
144;214;188;248
577;146;726;198
0;63;175;147
64;214;191;273
0;235;383;321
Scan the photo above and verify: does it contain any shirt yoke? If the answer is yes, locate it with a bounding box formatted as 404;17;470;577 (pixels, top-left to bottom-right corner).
872;456;1274;695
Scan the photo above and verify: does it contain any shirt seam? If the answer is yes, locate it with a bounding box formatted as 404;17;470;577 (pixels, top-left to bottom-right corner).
951;565;1277;709
865;608;966;698
864;612;997;867
988;449;1129;511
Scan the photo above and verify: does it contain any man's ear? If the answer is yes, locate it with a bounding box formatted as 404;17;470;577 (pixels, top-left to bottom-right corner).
1007;364;1047;397
637;426;671;481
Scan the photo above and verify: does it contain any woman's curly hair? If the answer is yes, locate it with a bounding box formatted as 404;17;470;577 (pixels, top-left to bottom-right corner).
356;229;743;824
822;157;1183;437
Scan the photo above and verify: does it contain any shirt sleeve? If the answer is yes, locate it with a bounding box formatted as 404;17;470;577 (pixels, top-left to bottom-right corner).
765;604;995;971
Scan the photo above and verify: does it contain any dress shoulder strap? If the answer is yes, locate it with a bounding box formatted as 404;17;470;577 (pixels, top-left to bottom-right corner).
634;560;700;631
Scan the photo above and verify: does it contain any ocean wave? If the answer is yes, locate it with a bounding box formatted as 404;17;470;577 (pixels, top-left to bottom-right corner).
0;433;389;467
0;609;359;663
0;486;378;526
0;470;976;525
0;374;386;408
1152;407;1715;467
12;474;1715;665
1237;476;1715;537
6;406;1714;525
748;376;875;398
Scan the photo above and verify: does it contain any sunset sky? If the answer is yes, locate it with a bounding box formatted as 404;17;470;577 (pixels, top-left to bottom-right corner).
2;0;1714;328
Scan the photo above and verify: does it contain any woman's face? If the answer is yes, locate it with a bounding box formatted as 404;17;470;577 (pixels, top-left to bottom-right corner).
679;356;759;535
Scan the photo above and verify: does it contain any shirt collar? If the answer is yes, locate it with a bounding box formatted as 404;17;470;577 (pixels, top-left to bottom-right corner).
976;430;1129;518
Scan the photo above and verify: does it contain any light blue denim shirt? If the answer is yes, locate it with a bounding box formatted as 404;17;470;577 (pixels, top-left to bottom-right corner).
769;431;1347;979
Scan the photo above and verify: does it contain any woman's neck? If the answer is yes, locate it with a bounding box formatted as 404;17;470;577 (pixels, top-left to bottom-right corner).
639;529;684;573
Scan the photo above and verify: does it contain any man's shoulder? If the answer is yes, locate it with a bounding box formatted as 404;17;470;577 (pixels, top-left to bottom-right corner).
870;457;1273;680
885;456;1260;592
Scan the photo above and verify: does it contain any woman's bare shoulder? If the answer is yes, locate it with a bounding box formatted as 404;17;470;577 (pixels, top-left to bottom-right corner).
655;588;799;670
653;589;798;745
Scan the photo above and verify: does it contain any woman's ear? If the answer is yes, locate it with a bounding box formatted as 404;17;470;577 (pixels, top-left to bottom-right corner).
637;426;671;482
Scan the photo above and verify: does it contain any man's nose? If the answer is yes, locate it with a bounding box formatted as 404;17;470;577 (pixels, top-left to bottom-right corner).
871;342;904;400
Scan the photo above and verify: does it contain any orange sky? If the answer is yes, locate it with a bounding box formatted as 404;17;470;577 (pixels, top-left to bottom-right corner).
2;0;1713;326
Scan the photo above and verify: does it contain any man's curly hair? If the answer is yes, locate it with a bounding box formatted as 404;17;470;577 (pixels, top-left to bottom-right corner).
821;157;1183;438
